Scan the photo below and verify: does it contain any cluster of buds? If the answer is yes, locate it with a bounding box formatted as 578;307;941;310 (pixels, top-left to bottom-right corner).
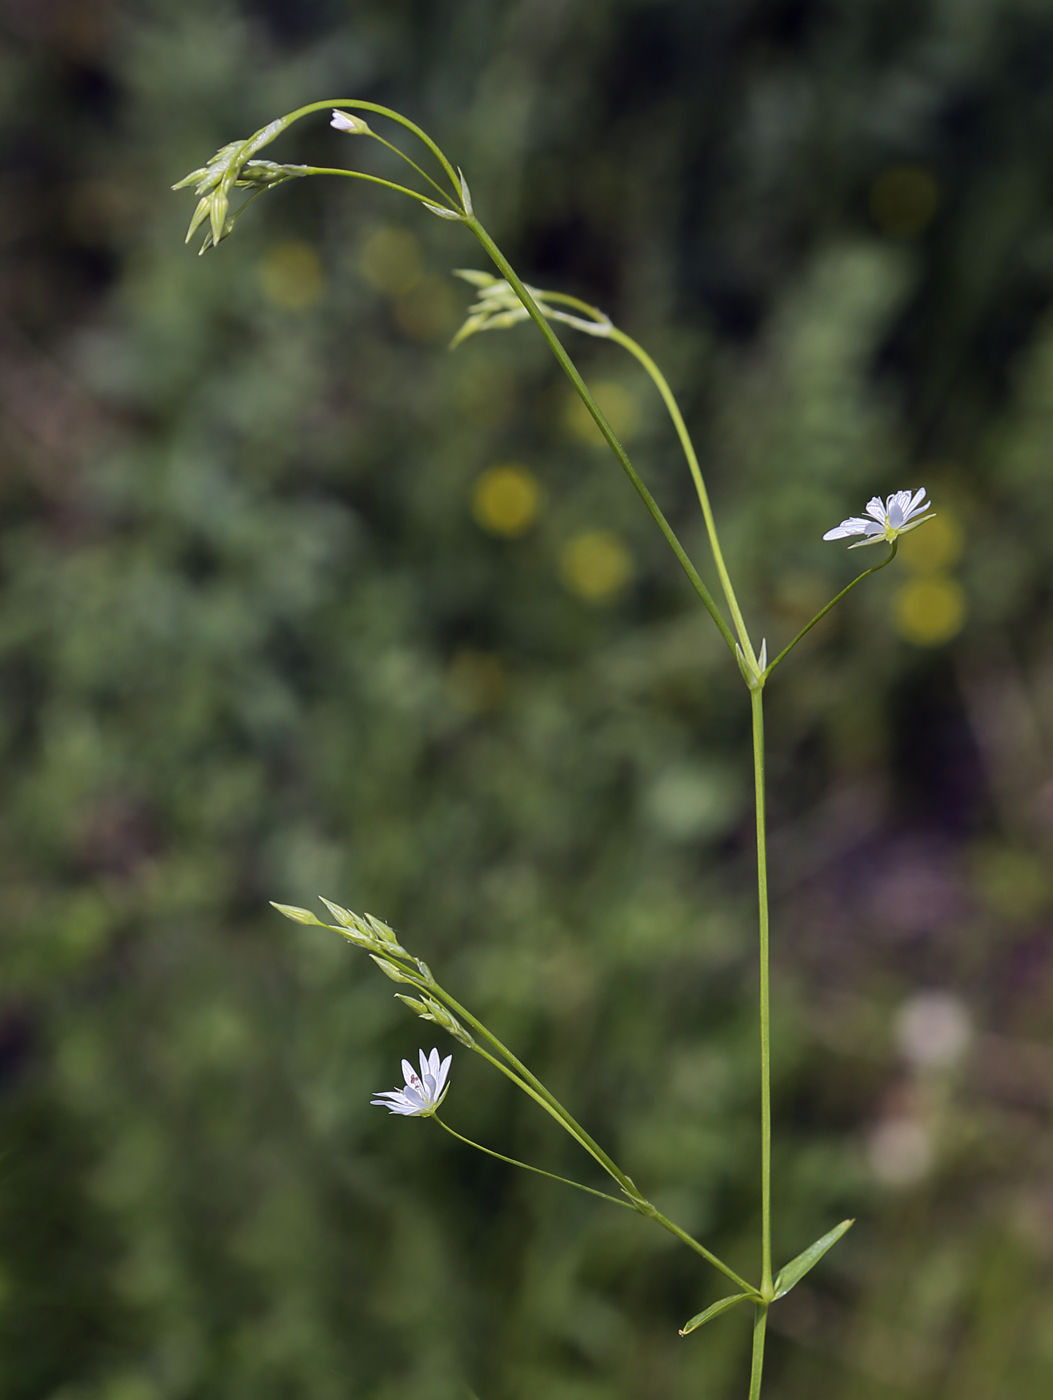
450;270;612;348
394;993;475;1048
172;118;308;253
271;898;473;1047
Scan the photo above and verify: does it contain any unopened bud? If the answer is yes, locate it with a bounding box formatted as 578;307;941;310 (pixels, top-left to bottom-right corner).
331;109;371;135
370;954;417;985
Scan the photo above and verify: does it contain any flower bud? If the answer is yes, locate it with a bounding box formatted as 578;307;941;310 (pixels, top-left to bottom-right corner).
331;109;371;135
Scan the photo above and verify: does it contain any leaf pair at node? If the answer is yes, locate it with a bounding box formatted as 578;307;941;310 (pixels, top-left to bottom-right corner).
678;1219;854;1335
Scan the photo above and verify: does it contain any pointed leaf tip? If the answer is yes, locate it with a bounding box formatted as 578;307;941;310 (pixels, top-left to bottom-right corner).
773;1219;854;1300
319;896;356;928
270;902;323;926
679;1292;753;1336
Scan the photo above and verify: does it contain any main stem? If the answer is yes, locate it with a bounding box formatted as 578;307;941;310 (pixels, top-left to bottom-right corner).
752;688;773;1304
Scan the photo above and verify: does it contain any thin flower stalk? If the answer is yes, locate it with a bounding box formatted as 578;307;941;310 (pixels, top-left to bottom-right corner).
180;102;935;1398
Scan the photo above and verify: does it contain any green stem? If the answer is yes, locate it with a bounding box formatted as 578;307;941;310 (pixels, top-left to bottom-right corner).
752;689;772;1299
649;1209;760;1297
364;131;459;206
464;1037;623;1178
300;166;451;207
420;979;636;1192
464;218;737;656
763;540;898;679
449;1002;756;1292
281;99;463;198
433;1116;634;1209
748;1305;769;1400
384;966;757;1294
606;327;752;658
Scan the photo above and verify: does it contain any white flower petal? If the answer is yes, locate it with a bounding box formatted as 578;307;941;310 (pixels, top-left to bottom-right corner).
823;519;867;540
372;1048;454;1115
865;498;887;524
887;500;905;529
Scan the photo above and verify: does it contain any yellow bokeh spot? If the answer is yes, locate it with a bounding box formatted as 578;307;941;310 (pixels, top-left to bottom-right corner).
472;464;542;537
564;381;640;445
560;530;635;602
359;226;422;295
897;509;964;574
894;576;966;646
445;650;506;714
870;165;940;239
258;241;324;311
394;276;457;342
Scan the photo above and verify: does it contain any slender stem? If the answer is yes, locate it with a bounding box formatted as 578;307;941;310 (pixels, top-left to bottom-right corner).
752;689;772;1299
649;1208;760;1297
464;218;737;656
534;291;610;322
763;540;898;679
389;962;623;1183
465;1038;622;1176
433;1116;635;1209
281;99;463;197
378;962;759;1293
606;327;753;658
300;166;449;207
748;1305;769;1400
364;131;458;206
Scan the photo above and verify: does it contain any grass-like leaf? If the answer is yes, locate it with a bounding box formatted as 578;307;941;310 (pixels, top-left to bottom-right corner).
773;1219;854;1300
679;1291;753;1336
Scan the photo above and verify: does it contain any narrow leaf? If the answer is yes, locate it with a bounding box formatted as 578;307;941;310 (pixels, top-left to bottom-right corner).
774;1219;854;1300
679;1292;753;1336
422;200;463;221
270;902;322;926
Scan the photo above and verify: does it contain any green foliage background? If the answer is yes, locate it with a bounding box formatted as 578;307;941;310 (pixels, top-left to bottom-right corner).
2;1;1053;1397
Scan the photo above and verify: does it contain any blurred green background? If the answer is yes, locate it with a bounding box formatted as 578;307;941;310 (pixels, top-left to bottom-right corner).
2;1;1053;1397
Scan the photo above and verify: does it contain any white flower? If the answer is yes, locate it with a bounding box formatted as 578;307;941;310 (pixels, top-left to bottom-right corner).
823;488;934;548
331;109;371;135
371;1047;452;1116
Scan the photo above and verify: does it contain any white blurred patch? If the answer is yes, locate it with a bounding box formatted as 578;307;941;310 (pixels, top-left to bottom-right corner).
895;991;973;1068
867;1118;933;1186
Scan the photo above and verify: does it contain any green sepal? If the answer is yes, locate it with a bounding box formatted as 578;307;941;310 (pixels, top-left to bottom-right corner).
369;954;417;984
270;902;323;926
394;994;430;1016
319;897;356;928
679;1292;753;1336
773;1219;854;1300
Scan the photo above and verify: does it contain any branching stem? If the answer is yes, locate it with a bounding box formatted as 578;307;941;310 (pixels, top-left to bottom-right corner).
214;104;919;1400
433;1117;635;1209
763;540;898;678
